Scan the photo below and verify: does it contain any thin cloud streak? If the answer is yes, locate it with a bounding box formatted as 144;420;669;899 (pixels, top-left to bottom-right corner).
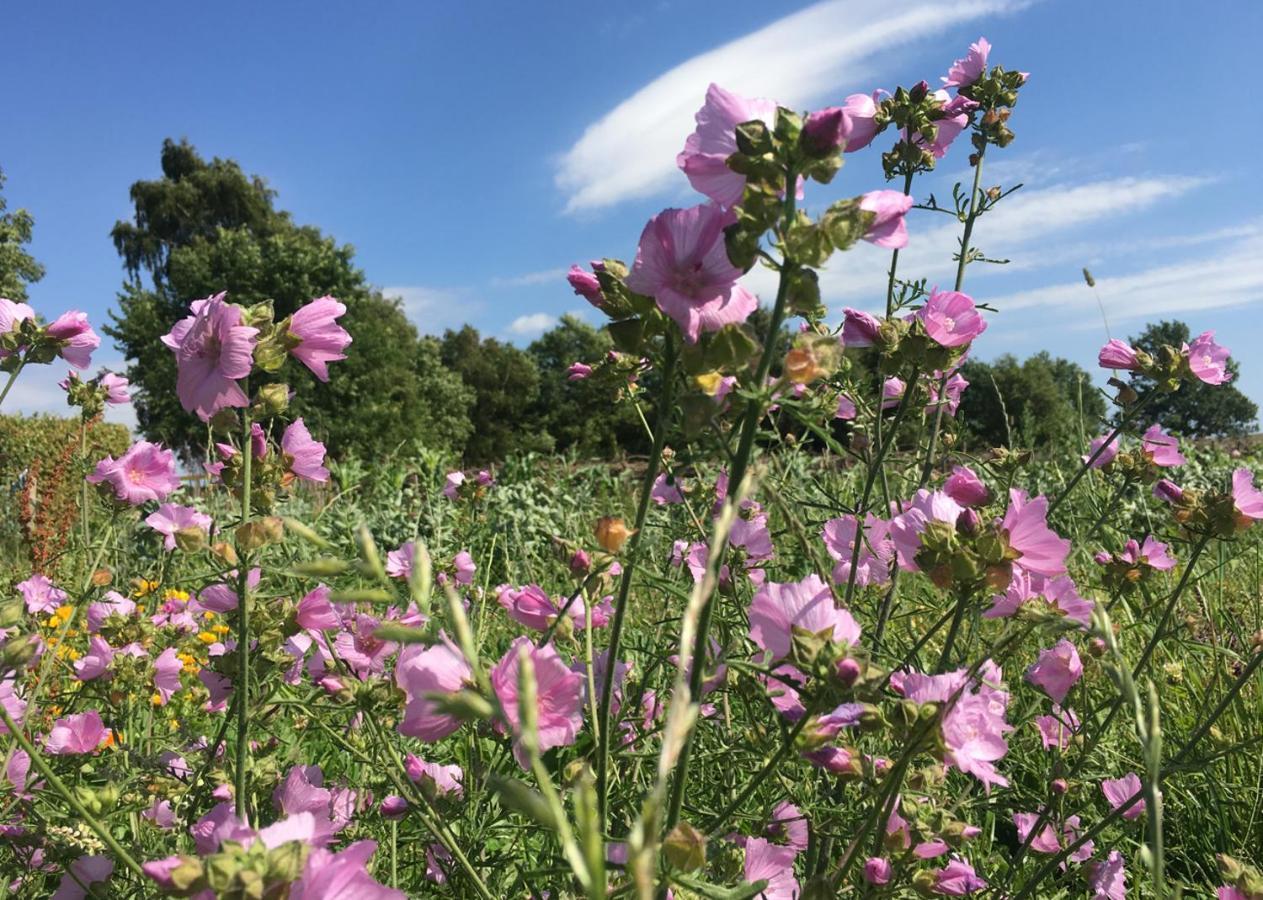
556;0;1029;213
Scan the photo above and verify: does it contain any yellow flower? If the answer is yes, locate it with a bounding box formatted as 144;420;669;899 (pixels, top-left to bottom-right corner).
203;610;215;620
163;588;190;602
197;631;217;645
150;693;163;706
212;624;230;636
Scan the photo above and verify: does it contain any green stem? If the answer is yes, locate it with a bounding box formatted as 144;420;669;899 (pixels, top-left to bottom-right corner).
0;360;25;410
595;332;678;822
705;704;814;837
234;400;254;823
0;706;145;879
1047;389;1157;518
934;585;972;673
79;418;91;569
664;165;799;834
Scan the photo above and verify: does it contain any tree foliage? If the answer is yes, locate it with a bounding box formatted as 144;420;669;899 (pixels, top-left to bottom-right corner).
0;167;45;302
957;352;1105;451
1125;319;1257;437
106;140;471;459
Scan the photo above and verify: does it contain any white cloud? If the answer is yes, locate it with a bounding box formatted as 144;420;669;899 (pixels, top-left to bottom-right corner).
2;356;137;431
382;285;483;336
490;268;569;288
556;0;1029;213
507;312;558;337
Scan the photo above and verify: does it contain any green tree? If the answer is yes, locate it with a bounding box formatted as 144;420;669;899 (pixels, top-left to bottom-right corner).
0;167;45;302
527;315;643;458
106;139;472;459
958;352;1105;450
1125;319;1257;437
440;326;550;464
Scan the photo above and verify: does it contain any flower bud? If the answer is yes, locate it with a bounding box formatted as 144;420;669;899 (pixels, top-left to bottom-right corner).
910;79;930;103
254;382;290;415
569;548;592;576
174;525;208;553
1051;778;1068;795
834;656;862;687
663;821;707;872
955;508;982;536
595;516;632;553
0;633;39;672
801;107;851;158
1153;479;1184;504
1088;637;1107;658
863;857;893;885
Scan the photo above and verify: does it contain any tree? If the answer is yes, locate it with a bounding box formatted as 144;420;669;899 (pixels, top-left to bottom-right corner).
106;139;472;459
957;352;1105;451
0;167;45;302
440;326;550;464
1124;320;1257;437
527;315;644;458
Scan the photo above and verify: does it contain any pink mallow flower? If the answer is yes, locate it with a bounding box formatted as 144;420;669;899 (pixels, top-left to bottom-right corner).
1034;706;1079;750
859;190;914;249
1184;330;1232;384
1231;468;1263;529
386;541;417;580
842;307;882;347
863;857;893;885
144;503;212;550
566;361;593;382
1083;434;1119;469
932;857;987;895
396;636;470;741
490;638;585;769
0;298;35;353
288;295;351;381
161;293;259;421
625;204;758;344
943;37;991;89
1098;339;1140;371
18;573;66;615
1025;638;1083;705
1101;772;1145;820
908;90;969;158
567;263;605;308
743;837;800;900
801;106;853;157
943;465;990;507
282;418;329;483
986;571;1094;627
651;472;684;505
44;710;108;755
1001;490;1070;577
889;489;965;571
405;754;464;798
442;470;465;500
153;648;182;705
1088;850;1127;900
917;288;986;348
297;585;341;631
100;372;131;404
74;636;114;682
289;840;405;900
1119;535;1177;571
678;83;780;208
45;311;100;369
842;91;884;151
51;855;113;900
1141;424;1185;467
748;574;861;662
822;514;893;587
87;440;180;505
1013;812;1059;854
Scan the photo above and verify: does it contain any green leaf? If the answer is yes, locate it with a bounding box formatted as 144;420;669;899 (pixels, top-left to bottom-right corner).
607;317;646;354
734;119;772;156
784;211;833;267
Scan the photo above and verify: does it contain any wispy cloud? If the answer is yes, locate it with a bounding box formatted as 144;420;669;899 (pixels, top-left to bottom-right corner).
2;354;136;430
490;267;568;288
556;0;1028;213
507;312;558;337
382;285;485;336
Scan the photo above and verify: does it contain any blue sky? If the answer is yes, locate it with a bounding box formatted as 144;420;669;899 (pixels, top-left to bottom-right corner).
5;0;1262;427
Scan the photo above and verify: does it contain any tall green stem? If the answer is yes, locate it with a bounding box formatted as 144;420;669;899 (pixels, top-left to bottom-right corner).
79;418;92;566
0;361;25;410
918;142;987;485
595;334;678;822
234;400;254;823
663;166;798;833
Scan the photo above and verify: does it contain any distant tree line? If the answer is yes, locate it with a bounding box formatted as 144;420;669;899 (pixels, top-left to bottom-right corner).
2;142;1256;464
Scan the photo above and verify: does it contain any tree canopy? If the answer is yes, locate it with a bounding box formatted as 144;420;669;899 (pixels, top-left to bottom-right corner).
0;167;45;302
957;352;1105;451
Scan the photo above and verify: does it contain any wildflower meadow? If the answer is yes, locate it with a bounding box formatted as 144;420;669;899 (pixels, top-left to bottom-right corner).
4;35;1263;900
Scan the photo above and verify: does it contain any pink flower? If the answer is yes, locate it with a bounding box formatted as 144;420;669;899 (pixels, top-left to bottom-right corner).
17;573;66;615
748;574;861;661
497;584;567;632
282;418;329;483
889;489;965;571
1231;468;1263;527
1153;478;1184;504
297;585;341;631
678;83;780;208
1001;490;1070;577
859;190;914;249
386;541;417;579
0;298;34;355
51;855;113;900
842;91;884;151
1184;330;1232;384
153;647;183;705
87;590;135;632
290;840;405;900
986;571;1094;627
933;857;987;895
1119;535;1177;571
289;296;351;381
87;440;180;505
452;550;476;586
1218;887;1249;900
1034;706;1079;750
743;837;800;900
44;710;108;754
1098;339;1140;371
944;465;989;507
908;90;969;158
142;799;177;829
882;376;906;410
0;678;25;733
1087;850;1127;900
766;801;809;851
1083;434;1119;469
144;503;212;550
863;857;892;885
161;293;258;421
822;514;893;587
405;754;464;797
835;394;857;420
651;472;684;505
1101;772;1145;820
45;311;100;369
625;204;758;344
802;106;853;157
396;636;470;741
1013;812;1059;853
918;288;986;347
567;263;605;308
99;372;130;404
1025;639;1082;705
842;307;883;347
1141;424;1185;467
443;470;465;500
199;568;261;613
926;370;969;416
943;37;991;88
490;638;585;768
74;636;114;681
566;361;593;381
